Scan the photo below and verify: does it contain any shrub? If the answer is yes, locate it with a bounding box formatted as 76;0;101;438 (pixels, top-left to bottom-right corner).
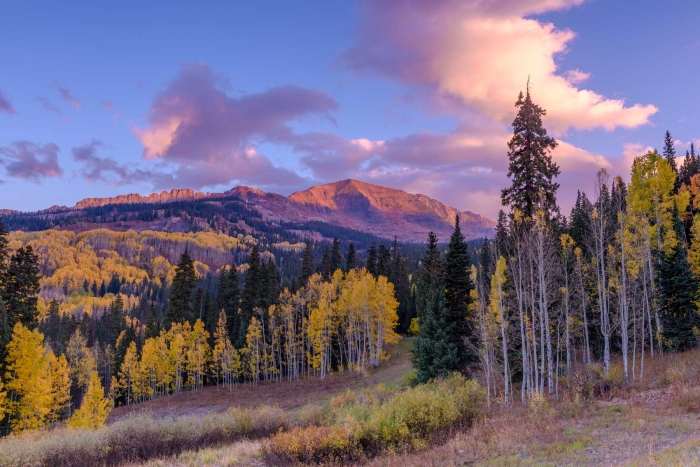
264;374;484;464
0;406;287;467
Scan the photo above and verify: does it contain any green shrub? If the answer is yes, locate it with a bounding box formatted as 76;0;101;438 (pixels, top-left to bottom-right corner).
0;406;287;467
264;374;484;464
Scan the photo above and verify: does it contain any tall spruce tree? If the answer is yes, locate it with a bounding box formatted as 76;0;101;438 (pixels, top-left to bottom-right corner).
657;204;700;351
366;244;378;277
377;244;391;278
345;243;357;272
415;232;442;320
163;250;196;329
444;215;478;372
390;238;412;333
299;241;314;288
214;264;240;341
4;245;41;329
321;247;331;280
501;85;560;218
413;231;457;382
330;237;342;273
238;246;262;348
0;217;8;295
663;131;679;193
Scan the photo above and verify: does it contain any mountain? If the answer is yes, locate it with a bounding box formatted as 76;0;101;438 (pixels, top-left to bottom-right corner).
3;179;494;242
229;179;494;242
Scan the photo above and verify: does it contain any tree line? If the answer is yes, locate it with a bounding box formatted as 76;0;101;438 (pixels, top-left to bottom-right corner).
413;85;700;408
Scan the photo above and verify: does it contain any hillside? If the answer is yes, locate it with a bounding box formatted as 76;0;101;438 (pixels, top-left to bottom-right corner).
2;179;495;243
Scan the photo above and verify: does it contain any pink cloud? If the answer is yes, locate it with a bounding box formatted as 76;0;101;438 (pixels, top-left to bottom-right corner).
341;0;657;136
0;141;63;182
54;83;82;110
133;63;337;190
0;89;17;114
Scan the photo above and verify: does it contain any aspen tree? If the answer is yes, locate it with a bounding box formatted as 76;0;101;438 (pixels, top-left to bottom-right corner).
490;257;509;405
4;323;54;432
68;370;112;429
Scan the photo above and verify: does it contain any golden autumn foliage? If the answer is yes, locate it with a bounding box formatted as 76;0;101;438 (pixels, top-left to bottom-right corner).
68;370;112;429
8;228;255;318
4;323;67;433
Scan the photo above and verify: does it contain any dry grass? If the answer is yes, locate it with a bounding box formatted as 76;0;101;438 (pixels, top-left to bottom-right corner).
124;440;265;467
0;406;286;467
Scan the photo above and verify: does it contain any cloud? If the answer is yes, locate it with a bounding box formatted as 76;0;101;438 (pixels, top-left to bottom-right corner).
0;89;18;114
36;96;61;114
0;141;63;182
134;63;337;190
102;101;114;110
71;140;155;185
341;0;657;136
54;83;82;110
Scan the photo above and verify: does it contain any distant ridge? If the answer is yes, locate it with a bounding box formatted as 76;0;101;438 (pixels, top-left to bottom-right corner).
11;179;495;242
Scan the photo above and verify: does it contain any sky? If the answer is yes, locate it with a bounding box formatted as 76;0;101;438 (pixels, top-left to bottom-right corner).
1;0;699;219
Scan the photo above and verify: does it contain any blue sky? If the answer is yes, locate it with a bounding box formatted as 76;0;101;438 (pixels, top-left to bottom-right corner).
1;0;698;218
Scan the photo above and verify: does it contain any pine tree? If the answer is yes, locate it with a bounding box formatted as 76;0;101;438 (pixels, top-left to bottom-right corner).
213;264;240;343
444;215;478;373
366;244;378;277
501;84;560;218
412;269;457;383
657;204;699;351
321;247;331;280
345;243;357;272
238;246;262;348
4;246;41;329
569;191;592;252
663;131;679;192
299;241;314;287
415;232;442;320
330;237;342;273
68;370;112;429
163;250;196;328
378;244;391;278
0;217;9;295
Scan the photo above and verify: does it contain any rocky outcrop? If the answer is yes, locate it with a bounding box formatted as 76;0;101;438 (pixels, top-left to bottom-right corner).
74;189;209;209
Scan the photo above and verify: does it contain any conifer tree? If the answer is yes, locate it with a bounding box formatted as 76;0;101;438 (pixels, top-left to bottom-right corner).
4;246;40;329
164;250;196;328
321;246;331;280
412;267;456;383
663;131;679;191
444;215;477;372
330;237;342;273
0;217;8;294
238;246;262;348
378;244;391;277
366;244;378;277
213;264;240;341
345;243;357;272
657;204;699;351
68;370;112;429
299;241;314;287
501;85;560;218
415;232;442;320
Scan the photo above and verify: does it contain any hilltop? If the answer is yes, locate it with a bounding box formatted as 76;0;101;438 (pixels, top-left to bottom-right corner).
4;179;495;243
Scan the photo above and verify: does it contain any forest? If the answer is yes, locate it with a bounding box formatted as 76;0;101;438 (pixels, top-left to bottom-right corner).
1;86;700;465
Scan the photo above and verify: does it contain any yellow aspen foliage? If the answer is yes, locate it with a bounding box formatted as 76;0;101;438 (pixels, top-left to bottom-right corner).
212;310;240;390
46;352;71;422
185;319;210;390
68;370;112;429
4;323;54;433
245;316;263;384
65;329;95;395
689;214;700;278
117;341;140;405
0;378;7;423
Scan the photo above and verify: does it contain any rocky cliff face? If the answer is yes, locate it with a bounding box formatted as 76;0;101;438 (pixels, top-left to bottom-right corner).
74;189;208;209
18;180;494;242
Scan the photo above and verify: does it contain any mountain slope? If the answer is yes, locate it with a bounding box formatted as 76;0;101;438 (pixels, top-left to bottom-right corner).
240;179;494;242
5;179;494;242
